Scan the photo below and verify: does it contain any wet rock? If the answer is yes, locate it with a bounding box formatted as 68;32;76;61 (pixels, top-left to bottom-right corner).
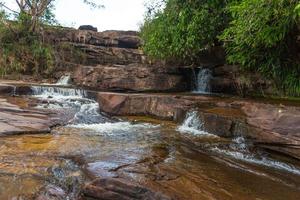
97;92;300;159
97;93;196;120
82;178;172;200
35;185;67;200
0;97;60;135
0;84;15;95
73;64;186;92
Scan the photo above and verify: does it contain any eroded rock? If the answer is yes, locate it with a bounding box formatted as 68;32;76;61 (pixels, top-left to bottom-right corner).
0;97;60;135
82;178;172;200
73;64;187;92
97;92;300;159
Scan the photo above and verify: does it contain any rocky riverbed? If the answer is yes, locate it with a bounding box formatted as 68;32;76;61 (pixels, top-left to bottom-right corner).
0;82;300;199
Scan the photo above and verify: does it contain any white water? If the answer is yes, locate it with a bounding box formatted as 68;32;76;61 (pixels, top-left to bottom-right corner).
55;75;71;86
30;86;154;130
177;111;215;136
68;122;159;135
31;86;108;124
194;68;212;93
178;111;300;175
212;136;300;175
31;86;86;99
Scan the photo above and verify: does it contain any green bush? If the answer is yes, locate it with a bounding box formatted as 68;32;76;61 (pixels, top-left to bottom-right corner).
0;11;55;76
220;0;300;95
141;0;300;96
140;0;230;64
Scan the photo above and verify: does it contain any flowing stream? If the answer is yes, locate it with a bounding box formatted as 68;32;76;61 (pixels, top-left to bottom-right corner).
0;86;300;199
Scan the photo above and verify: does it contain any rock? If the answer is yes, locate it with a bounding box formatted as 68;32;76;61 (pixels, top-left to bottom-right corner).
97;92;300;159
0;84;14;95
72;44;145;65
44;29;142;49
82;178;172;200
0;97;60;135
97;93;196;120
73;64;187;92
35;185;67;200
79;25;98;32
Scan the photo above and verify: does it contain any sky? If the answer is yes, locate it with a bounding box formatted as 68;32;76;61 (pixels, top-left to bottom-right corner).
1;0;147;31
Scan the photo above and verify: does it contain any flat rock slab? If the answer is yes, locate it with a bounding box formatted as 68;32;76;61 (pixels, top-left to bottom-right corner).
0;97;59;135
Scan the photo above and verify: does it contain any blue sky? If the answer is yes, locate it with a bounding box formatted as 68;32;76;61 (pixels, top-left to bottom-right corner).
1;0;147;31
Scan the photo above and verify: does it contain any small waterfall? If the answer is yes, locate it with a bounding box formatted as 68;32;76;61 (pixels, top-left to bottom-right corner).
55;75;71;86
177;111;213;136
194;68;212;93
31;86;87;98
30;85;109;124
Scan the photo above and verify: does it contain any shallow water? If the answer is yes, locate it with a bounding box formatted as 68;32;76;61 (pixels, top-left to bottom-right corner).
0;89;300;199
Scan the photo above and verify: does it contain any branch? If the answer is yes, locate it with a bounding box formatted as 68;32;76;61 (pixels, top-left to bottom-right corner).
0;2;19;13
37;0;53;16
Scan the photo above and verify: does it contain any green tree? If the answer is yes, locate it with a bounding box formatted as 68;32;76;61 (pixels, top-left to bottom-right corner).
220;0;300;95
141;0;230;64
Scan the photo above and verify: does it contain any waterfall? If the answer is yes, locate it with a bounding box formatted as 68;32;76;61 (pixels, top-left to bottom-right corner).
177;111;213;136
55;75;71;86
194;68;212;93
30;85;108;124
31;86;87;98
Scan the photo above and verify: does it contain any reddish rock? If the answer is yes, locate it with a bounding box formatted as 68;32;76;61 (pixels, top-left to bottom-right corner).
0;97;60;135
73;64;187;92
45;28;142;49
82;178;172;200
71;44;145;65
97;92;300;159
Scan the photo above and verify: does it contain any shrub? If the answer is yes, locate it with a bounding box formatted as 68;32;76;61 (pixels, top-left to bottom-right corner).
0;10;55;77
140;0;230;64
220;0;300;95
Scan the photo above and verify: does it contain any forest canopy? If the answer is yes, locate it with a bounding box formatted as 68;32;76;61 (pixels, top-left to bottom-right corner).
141;0;300;95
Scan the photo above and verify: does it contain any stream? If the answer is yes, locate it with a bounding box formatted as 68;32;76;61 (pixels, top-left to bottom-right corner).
0;86;300;199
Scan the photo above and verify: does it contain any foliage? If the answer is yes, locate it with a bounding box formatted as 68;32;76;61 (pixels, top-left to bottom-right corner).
142;0;300;96
0;10;54;76
140;0;230;64
220;0;300;95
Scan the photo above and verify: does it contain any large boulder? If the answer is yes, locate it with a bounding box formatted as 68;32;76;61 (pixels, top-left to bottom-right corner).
73;64;187;92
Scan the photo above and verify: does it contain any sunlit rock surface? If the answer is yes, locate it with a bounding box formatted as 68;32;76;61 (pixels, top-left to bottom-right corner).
0;97;60;135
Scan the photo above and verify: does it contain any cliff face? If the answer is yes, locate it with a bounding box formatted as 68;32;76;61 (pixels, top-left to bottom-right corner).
44;27;188;92
45;27;279;96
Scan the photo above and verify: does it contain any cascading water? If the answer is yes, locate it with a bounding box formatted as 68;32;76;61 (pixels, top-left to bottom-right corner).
55;75;71;86
177;111;300;175
194;68;212;93
211;136;300;175
30;85;108;124
177;111;213;136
